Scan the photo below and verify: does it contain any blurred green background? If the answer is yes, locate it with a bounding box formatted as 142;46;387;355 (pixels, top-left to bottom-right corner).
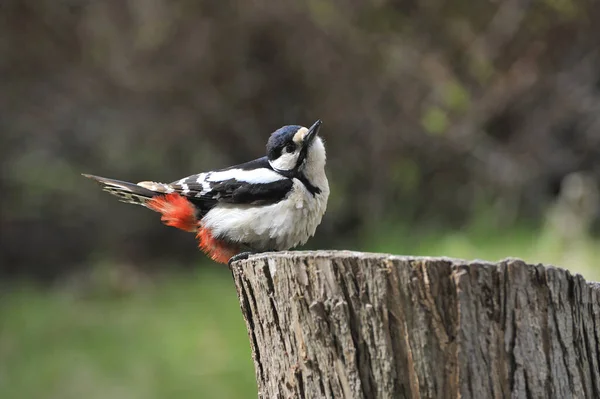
3;0;600;397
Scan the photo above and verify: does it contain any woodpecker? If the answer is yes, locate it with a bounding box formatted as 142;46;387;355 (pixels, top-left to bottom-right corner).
83;120;330;265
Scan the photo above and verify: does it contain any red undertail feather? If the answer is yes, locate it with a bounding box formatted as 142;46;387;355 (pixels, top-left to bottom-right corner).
146;192;239;264
146;193;198;232
197;226;240;264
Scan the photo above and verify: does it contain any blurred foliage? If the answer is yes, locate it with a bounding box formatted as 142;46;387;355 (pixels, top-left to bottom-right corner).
2;0;600;280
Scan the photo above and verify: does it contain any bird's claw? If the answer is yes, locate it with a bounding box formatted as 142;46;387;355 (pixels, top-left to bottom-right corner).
228;251;255;268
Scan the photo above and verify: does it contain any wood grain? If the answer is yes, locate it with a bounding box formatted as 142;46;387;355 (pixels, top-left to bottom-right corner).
230;251;600;399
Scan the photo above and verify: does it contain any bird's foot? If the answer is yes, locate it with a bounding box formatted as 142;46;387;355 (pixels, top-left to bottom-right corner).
228;251;255;268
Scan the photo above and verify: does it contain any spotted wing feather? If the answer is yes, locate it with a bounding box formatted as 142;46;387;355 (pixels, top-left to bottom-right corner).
168;157;294;215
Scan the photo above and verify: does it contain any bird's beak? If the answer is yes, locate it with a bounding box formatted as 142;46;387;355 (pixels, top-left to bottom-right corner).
303;119;322;149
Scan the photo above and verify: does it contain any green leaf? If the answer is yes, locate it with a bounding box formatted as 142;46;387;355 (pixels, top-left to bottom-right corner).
421;107;449;135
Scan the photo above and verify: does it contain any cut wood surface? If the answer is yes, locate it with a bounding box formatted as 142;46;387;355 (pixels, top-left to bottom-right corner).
230;250;600;399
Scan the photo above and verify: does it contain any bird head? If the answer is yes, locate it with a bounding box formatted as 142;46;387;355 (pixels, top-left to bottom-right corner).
266;120;324;176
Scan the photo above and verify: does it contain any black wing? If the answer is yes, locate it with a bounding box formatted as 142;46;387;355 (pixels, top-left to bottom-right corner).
169;157;293;215
219;156;274;172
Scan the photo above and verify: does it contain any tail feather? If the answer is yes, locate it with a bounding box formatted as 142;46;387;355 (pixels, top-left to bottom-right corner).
82;174;162;206
137;181;174;193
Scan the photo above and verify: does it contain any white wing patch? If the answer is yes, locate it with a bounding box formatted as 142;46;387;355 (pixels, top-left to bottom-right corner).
165;166;289;201
193;173;213;196
207;168;285;184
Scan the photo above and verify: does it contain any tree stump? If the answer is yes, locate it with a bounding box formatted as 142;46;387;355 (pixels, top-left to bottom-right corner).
230;250;600;399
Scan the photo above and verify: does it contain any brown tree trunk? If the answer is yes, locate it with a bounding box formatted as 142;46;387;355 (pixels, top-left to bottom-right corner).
230;251;600;399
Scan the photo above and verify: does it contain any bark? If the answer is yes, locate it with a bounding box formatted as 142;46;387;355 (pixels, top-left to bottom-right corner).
230;250;600;399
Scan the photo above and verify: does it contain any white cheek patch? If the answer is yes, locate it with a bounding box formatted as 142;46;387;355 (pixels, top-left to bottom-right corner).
269;151;300;171
293;127;308;145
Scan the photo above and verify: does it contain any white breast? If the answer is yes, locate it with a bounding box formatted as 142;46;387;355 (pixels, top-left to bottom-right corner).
201;178;330;251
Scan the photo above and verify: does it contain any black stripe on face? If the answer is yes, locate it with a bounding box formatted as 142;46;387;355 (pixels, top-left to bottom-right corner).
297;174;321;195
272;168;321;196
266;127;322;194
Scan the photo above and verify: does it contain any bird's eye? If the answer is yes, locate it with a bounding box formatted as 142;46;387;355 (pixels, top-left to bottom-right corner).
285;143;296;153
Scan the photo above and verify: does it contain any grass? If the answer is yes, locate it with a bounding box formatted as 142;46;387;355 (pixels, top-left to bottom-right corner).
2;225;600;399
0;265;257;399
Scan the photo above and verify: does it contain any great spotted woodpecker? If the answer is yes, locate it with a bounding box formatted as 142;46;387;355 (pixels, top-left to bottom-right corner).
83;120;329;265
